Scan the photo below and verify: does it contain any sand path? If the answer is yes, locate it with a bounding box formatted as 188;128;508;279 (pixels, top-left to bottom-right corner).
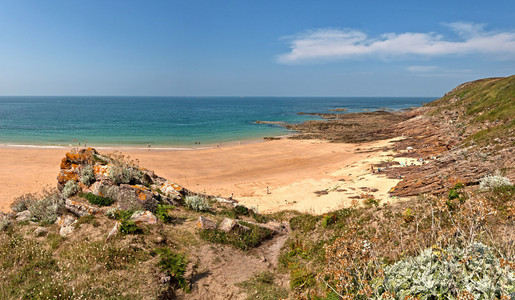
0;139;406;214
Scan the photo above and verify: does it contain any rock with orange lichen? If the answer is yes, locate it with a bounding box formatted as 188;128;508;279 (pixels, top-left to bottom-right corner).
93;164;112;181
65;199;101;217
159;181;183;199
130;210;157;225
57;169;79;188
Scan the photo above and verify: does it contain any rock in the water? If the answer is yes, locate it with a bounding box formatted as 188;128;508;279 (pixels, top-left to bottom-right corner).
219;218;237;232
65;199;101;217
16;210;32;222
130;210;157;225
197;216;217;230
33;226;49;237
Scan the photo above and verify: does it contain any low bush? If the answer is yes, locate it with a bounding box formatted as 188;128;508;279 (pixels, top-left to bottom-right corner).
321;214;337;228
155;247;189;292
10;193;38;212
480;175;512;191
80;192;115;207
380;243;515;298
200;222;273;251
80;165;95;185
290;267;316;290
28;191;65;225
110;165;143;185
62;180;80;198
113;209;134;221
119;220;142;234
185;195;210;212
155;204;174;223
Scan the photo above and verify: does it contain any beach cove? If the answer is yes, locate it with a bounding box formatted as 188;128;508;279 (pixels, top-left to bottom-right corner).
0;138;407;214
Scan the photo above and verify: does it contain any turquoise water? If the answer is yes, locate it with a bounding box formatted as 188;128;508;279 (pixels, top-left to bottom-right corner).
0;96;434;147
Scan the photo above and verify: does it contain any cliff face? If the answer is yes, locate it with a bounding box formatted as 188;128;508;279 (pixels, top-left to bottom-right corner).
389;75;515;196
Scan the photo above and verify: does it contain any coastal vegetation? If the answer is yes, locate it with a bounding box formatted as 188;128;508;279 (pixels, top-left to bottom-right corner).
0;75;514;298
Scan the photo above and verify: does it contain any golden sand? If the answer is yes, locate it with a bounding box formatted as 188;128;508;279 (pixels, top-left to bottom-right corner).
0;138;405;214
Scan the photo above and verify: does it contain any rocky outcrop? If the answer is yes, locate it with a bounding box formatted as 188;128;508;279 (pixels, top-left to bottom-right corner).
55;148;187;212
65;199;101;217
286;110;412;143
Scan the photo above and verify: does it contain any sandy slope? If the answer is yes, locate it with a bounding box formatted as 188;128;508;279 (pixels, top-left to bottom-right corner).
0;138;405;214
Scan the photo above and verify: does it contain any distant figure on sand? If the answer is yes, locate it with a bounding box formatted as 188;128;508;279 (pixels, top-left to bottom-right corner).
266;186;271;194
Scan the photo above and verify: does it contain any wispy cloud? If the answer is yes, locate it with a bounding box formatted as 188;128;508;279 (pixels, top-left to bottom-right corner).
278;22;515;64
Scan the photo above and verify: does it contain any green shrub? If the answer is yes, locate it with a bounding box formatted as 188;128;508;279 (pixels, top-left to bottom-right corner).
290;214;320;232
199;223;273;251
113;209;134;221
62;180;80;198
119;220;142;234
185;195;210;212
233;205;249;216
402;208;415;223
80;192;114;207
321;214;337;228
290;267;316;289
80;165;95;185
155;247;189;292
155;204;174;223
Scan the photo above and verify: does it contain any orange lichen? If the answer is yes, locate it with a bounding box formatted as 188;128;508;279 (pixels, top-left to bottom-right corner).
93;165;111;177
57;169;79;185
60;157;71;169
138;192;146;201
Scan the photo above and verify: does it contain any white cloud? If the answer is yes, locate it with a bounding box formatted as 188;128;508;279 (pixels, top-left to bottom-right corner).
278;22;515;64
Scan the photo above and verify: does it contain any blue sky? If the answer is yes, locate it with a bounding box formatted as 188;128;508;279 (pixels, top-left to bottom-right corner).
0;0;514;96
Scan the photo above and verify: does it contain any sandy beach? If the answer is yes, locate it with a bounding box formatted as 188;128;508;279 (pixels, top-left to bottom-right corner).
0;138;407;214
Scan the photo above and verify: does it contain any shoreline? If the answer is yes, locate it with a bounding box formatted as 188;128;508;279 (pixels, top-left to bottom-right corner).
0;134;295;152
0;137;408;214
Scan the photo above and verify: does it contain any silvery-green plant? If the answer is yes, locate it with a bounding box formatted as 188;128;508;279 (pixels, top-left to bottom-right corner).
80;165;95;185
62;180;80;198
377;242;515;299
185;195;210;212
479;175;512;191
28;192;65;225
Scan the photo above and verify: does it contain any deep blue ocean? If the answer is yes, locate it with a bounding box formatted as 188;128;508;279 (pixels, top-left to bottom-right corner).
0;97;435;147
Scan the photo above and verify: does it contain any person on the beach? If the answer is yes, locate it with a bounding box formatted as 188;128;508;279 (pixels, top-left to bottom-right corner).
266;186;271;194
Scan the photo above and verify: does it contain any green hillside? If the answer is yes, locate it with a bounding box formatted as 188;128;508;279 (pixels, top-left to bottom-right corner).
428;75;515;144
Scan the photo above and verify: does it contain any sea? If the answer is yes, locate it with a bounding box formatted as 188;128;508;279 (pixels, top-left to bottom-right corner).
0;96;436;148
